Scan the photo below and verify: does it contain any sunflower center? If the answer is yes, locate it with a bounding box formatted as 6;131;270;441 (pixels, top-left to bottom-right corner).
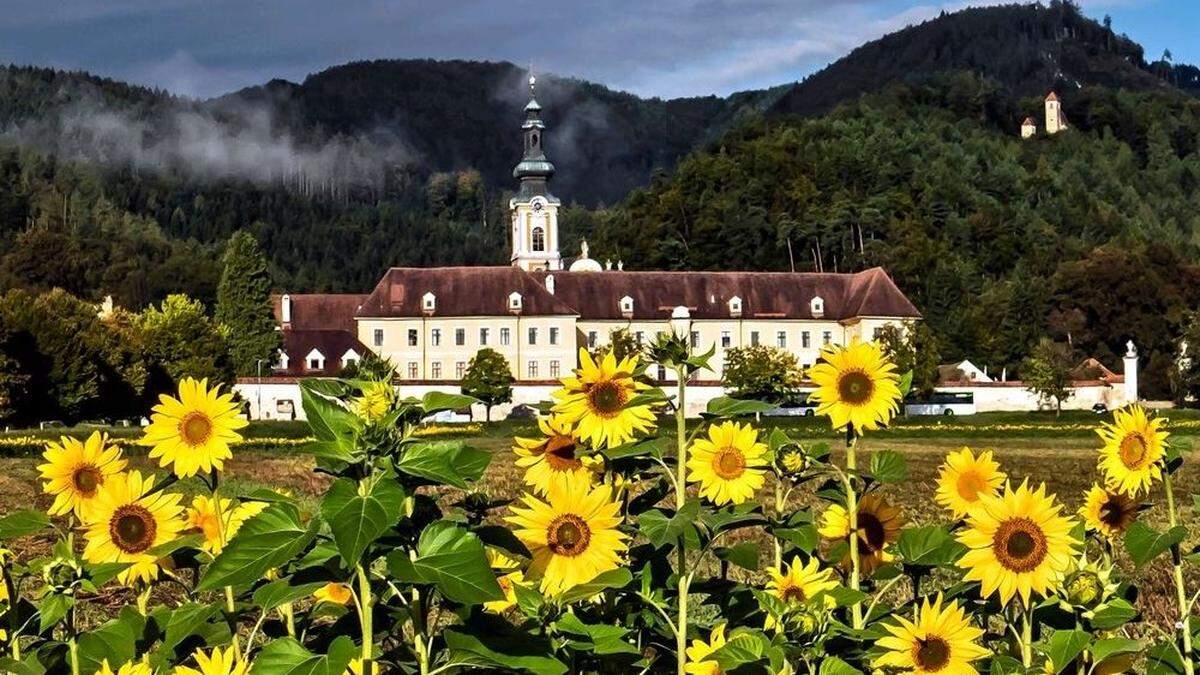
109;504;157;554
992;517;1048;573
779;584;807;603
837;370;875;406
543;435;582;471
1099;493;1135;529
498;576;513;594
1118;433;1149;469
587;381;627;418
547;514;591;557
712;447;747;480
179;412;214;447
857;512;887;554
955;469;989;502
913;636;951;672
72;465;103;497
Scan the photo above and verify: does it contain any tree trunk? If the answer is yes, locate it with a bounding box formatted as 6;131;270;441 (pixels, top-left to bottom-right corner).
485;405;491;422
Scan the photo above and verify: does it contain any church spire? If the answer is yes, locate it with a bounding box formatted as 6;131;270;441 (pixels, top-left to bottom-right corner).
509;70;562;272
512;73;556;201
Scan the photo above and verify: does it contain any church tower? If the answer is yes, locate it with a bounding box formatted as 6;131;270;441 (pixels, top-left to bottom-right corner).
510;75;562;271
1045;92;1067;135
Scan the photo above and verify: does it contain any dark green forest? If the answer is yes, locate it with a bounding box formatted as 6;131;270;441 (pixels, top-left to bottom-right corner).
1;1;1199;396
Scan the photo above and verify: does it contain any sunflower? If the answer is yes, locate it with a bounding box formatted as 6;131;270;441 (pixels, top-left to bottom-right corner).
873;593;989;674
82;470;184;585
807;340;902;433
38;431;126;520
173;646;249;675
935;448;1005;519
766;556;838;606
483;547;526;614
684;624;727;675
98;658;153;675
686;421;768;506
351;381;394;422
313;582;353;605
1059;554;1118;610
551;348;657;448
818;493;905;574
1096;405;1168;496
514;416;594;496
140;377;248;478
186;495;268;555
506;471;627;595
778;448;807;474
1080;484;1140;541
957;481;1077;606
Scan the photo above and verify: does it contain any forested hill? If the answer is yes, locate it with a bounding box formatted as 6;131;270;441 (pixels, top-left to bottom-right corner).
770;1;1200;119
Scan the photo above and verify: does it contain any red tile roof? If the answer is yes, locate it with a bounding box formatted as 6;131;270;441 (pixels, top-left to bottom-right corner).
269;294;369;376
356;267;579;318
1045;91;1059;102
272;293;367;331
1022;116;1036;125
277;330;367;377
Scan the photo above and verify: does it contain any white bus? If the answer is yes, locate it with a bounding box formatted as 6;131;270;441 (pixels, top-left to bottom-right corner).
904;392;976;416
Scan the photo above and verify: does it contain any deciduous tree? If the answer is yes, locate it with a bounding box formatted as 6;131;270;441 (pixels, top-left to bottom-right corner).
461;348;515;421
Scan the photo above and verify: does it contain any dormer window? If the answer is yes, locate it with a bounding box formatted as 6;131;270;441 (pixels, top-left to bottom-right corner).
509;292;523;311
341;349;360;368
619;295;634;316
422;292;436;313
305;348;325;371
810;296;825;318
728;296;742;317
275;350;289;370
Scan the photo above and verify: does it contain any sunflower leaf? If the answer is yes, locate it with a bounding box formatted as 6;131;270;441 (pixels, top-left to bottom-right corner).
714;542;759;570
444;625;568;675
704;396;776;418
198;503;317;592
1124;522;1186;569
896;525;964;567
557;568;633;604
868;449;907;484
1043;629;1091;674
321;474;406;567
421;391;479;415
395;441;491;489
250;635;357;675
1090;598;1139;629
1089;637;1143;664
252;578;330;612
817;656;863;675
0;509;50;540
411;521;503;604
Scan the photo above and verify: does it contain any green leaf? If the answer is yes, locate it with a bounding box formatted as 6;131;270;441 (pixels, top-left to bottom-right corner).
714;542;759;571
250;636;357;675
38;592;73;633
84;561;132;587
773;524;820;554
160;602;223;658
709;629;773;670
555;614;639;655
557;568;633;604
637;500;701;549
820;586;868;608
988;655;1026;675
199;503;317;591
445;627;568;675
1124;521;1187;568
300;380;358;443
1089;637;1142;664
1090;598;1139;629
704;396;777;417
253;578;330;612
897;370;914;398
0;510;50;540
869;449;907;484
395;441;491;489
73;608;145;675
320;475;405;567
422;391;479;414
818;657;863;675
1043;629;1090;674
896;525;965;567
0;656;44;675
412;522;504;604
1145;640;1187;675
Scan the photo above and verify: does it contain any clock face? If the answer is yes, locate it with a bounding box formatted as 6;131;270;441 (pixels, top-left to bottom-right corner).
532;202;543;211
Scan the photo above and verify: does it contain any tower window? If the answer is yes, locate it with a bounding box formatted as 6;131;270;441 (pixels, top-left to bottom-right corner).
531;133;539;148
531;226;546;252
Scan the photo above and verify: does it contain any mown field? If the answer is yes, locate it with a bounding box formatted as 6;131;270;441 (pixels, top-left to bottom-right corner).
2;410;1198;628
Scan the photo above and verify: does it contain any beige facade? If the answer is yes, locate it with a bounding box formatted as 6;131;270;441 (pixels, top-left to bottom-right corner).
357;314;578;381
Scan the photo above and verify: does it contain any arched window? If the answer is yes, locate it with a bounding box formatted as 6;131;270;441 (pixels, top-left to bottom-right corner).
531;226;546;252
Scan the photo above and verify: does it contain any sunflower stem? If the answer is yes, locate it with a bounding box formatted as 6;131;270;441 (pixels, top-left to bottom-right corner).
1165;472;1195;675
845;427;863;630
674;364;690;675
1020;605;1033;668
773;480;785;568
356;562;376;673
3;554;20;660
209;471;241;658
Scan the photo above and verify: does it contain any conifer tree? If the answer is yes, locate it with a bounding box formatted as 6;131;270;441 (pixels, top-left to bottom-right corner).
215;230;280;376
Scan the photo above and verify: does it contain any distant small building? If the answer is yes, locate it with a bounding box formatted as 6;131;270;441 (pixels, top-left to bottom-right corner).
1044;92;1068;134
937;359;992;384
1021;117;1037;139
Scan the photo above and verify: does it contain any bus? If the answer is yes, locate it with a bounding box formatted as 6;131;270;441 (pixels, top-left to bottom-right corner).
904;391;976;416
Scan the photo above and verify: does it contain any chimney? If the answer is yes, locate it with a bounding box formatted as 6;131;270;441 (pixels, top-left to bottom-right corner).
280;294;292;325
617;260;624;271
1123;341;1139;405
545;274;555;294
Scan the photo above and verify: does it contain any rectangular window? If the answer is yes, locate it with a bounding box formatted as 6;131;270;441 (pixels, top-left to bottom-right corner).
407;329;418;347
549;360;560;378
407;362;418;379
431;328;442;347
549;326;559;345
528;327;538;345
657;365;667;381
750;331;760;346
721;330;731;348
822;331;832;345
802;331;811;349
635;331;645;345
690;331;699;348
479;327;489;346
872;327;883;341
431;362;441;379
528;360;538;378
777;331;787;348
308;357;321;370
373;328;384;347
455;328;465;346
587;331;598;348
500;327;511;346
456;361;466;379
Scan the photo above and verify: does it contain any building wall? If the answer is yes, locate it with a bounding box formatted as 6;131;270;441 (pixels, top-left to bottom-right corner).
356;314;578;381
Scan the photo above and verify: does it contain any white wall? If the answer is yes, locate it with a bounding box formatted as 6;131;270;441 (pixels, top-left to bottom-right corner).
937;383;1131;413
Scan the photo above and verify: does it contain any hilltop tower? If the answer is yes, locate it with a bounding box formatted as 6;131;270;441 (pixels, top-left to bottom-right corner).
1021;116;1037;139
1045;92;1067;134
510;75;562;271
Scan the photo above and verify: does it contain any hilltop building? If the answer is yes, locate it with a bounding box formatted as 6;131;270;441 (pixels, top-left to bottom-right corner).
1021;92;1069;138
238;77;923;420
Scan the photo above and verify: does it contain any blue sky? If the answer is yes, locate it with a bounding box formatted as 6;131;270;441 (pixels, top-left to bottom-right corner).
0;1;1193;100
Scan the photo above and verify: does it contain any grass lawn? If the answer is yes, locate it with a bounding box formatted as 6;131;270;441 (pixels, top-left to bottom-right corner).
2;410;1198;629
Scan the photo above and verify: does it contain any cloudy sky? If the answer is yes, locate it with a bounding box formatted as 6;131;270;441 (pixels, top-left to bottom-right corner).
0;0;1194;100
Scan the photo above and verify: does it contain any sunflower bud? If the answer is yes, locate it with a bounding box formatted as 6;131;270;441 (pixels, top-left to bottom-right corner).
1065;570;1102;607
779;448;808;474
646;332;692;372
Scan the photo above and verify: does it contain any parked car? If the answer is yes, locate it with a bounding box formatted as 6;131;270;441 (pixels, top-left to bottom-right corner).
1091;403;1109;414
904;392;976;416
763;394;818;417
